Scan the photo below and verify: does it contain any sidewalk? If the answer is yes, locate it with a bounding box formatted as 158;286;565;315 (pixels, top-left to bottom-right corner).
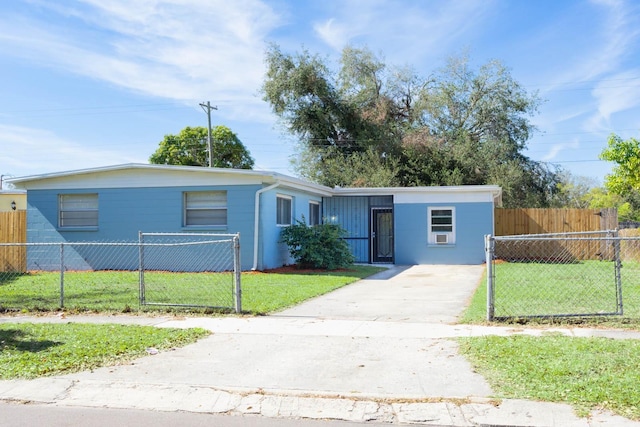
1;265;639;426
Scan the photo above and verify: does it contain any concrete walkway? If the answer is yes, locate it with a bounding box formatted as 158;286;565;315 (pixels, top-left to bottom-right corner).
1;265;639;426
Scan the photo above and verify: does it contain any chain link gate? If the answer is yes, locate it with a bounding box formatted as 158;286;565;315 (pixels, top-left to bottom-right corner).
138;232;241;312
484;231;640;321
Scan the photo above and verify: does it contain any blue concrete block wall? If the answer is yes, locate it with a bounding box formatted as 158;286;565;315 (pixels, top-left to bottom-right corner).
259;188;323;270
25;183;495;270
394;202;493;265
26;185;261;271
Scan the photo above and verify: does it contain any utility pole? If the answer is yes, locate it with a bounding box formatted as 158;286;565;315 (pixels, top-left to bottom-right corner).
199;101;218;167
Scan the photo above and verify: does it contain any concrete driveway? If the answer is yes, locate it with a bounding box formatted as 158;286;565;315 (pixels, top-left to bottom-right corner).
276;264;485;323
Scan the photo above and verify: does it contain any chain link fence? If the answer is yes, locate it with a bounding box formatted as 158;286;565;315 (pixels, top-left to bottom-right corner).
0;233;241;313
485;230;640;321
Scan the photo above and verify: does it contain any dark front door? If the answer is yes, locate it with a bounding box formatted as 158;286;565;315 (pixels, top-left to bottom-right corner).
371;208;393;263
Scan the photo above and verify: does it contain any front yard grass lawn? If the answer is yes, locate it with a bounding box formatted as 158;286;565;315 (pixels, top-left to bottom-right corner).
0;322;209;379
460;260;640;328
459;334;640;420
0;265;385;314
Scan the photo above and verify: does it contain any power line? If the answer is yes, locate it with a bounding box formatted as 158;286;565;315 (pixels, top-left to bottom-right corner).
523;75;640;90
0;104;190;119
1;102;182;113
534;128;639;136
545;159;607;164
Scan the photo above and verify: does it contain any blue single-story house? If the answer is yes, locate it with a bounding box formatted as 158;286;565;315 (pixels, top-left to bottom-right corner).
9;163;501;270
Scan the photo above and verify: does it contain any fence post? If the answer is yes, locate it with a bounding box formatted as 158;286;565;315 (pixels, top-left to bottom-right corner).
233;233;242;313
59;243;65;309
485;234;494;321
613;229;623;315
138;231;145;305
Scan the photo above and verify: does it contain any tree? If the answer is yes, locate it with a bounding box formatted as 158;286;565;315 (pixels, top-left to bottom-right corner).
296;146;400;188
583;187;639;222
262;44;560;206
263;44;401;188
150;126;254;169
600;134;640;194
549;171;598;208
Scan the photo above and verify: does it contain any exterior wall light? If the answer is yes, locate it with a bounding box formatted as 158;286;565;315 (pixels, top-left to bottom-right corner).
11;200;16;211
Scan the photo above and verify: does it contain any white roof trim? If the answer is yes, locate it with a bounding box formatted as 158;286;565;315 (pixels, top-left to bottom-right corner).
8;163;334;196
7;163;501;203
332;185;502;195
10;163;280;183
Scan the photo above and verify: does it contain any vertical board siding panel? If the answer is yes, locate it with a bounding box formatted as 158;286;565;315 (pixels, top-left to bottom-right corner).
324;196;369;263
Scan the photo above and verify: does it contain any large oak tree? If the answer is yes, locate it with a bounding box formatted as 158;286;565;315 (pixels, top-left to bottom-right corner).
262;44;561;207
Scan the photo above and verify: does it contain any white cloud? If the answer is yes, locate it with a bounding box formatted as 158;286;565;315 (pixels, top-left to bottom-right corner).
541;0;640;93
0;125;143;177
541;140;580;161
311;0;493;61
313;18;352;51
587;70;640;130
0;1;282;120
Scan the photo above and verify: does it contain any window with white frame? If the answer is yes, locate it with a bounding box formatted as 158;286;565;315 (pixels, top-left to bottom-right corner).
59;194;99;228
184;191;227;227
277;195;292;226
428;207;455;244
309;201;320;226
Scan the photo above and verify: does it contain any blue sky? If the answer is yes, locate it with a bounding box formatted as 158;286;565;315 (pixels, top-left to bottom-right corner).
1;0;640;187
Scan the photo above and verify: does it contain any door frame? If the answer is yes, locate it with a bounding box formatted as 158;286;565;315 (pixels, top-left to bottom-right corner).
370;207;394;263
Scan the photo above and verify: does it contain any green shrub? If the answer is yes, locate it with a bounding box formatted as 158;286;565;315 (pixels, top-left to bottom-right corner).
280;220;355;270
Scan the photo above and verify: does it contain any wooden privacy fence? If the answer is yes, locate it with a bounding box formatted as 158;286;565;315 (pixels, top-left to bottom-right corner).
620;228;640;262
0;210;27;272
495;208;618;236
494;208;618;261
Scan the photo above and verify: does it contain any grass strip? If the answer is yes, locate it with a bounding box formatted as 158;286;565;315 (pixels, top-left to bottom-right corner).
459;335;640;420
0;322;209;379
0;265;384;314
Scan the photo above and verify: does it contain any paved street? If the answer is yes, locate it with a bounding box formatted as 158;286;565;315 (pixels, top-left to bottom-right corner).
0;401;372;427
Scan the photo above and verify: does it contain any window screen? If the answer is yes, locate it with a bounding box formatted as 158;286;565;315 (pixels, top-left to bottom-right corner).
309;202;320;226
59;194;98;227
430;209;453;232
185;191;227;226
277;196;292;226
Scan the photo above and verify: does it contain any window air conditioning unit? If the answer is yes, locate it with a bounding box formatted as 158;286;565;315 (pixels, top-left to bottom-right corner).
435;234;449;244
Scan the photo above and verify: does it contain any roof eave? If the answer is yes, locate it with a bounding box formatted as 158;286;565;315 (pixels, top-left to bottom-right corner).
333;185;502;196
7;163;335;195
